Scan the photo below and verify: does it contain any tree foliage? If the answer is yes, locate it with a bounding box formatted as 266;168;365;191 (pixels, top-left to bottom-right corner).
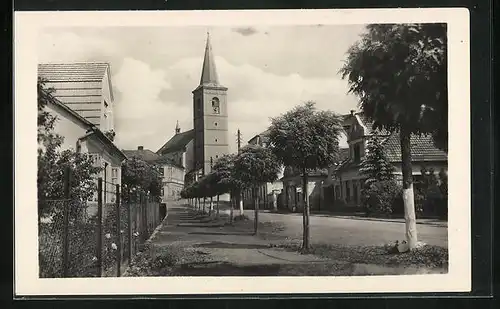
211;153;243;195
339;23;448;151
37;78;101;218
359;136;395;186
233;145;281;187
121;157;162;201
268;101;344;170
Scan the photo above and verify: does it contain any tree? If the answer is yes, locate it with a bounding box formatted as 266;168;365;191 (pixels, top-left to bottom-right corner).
121;157;162;202
359;135;395;186
268;101;343;252
233;145;281;234
211;154;243;222
340;23;447;250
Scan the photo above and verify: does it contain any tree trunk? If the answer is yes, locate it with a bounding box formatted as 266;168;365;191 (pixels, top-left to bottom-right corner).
254;187;259;235
209;196;213;216
239;191;244;216
400;128;418;250
203;197;206;213
272;191;278;212
216;195;220;218
229;192;234;224
302;167;311;252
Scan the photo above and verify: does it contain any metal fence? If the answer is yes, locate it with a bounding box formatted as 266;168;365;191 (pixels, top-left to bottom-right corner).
38;168;162;278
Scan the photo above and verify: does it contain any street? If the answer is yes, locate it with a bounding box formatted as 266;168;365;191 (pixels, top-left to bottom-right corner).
256;211;448;248
124;202;448;276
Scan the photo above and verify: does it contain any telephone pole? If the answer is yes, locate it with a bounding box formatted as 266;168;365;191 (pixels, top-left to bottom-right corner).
237;129;242;153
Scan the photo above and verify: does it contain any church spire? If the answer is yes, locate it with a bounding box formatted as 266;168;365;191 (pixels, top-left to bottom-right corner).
199;32;220;86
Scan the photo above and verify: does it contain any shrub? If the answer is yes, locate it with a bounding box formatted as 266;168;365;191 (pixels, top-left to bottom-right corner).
361;180;402;216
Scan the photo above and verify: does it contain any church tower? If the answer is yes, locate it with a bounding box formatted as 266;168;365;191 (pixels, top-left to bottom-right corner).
193;33;229;175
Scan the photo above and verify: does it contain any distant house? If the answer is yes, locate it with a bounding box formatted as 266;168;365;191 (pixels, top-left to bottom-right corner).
38;62;126;209
244;130;284;210
325;110;448;210
123;145;185;203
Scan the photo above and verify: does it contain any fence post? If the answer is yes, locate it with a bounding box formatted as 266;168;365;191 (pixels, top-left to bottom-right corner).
96;178;103;277
62;166;71;277
127;192;133;263
115;184;121;277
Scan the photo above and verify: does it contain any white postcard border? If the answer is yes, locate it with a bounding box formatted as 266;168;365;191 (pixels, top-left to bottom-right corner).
14;8;471;295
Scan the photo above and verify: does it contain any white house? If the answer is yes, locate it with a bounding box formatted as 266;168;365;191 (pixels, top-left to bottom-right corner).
325;110;448;210
38;62;126;213
123;145;185;204
44;94;127;210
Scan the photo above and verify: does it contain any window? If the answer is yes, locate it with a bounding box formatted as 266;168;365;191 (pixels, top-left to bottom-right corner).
353;181;359;203
111;168;118;184
345;181;351;202
214;122;218;127
211;97;220;114
104;100;109;108
88;154;100;167
353;144;361;163
158;167;164;177
215;138;218;143
215;155;218;158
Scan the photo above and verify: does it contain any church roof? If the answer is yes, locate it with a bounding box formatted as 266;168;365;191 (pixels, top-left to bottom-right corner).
157;129;195;154
199;33;220;87
38;62;109;82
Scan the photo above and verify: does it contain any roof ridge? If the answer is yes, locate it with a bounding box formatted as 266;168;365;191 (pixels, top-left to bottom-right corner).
39;62;110;65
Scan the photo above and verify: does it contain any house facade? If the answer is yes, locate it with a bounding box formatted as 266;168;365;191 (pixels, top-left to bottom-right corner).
38;62;126;215
43;92;126;216
243;130;284;210
123;145;185;204
325;111;448;210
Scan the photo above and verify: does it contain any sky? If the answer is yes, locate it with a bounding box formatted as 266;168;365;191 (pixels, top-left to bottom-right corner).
38;25;367;153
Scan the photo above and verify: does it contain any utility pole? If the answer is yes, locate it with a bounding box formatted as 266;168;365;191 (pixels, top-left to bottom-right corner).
236;129;244;215
209;156;214;215
237;129;242;153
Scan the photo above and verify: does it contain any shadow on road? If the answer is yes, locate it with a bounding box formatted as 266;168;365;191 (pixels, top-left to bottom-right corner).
188;231;253;236
194;241;270;249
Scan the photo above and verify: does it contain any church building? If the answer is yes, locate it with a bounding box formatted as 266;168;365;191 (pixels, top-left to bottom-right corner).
156;33;230;186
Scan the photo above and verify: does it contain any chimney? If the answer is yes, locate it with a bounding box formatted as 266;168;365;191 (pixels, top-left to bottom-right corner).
175;120;181;134
138;146;144;150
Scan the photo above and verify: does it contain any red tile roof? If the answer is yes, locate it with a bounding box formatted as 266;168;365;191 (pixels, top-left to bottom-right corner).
122;149;160;163
381;132;448;162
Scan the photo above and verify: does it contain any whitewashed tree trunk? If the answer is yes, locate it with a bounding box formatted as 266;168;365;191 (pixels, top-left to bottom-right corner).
239;192;244;216
272;191;278;211
400;128;418;250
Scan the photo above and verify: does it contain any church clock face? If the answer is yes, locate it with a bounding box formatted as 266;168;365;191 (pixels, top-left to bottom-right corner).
211;97;220;114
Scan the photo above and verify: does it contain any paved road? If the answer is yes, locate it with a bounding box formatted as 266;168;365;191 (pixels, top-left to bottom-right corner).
255;211;448;248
